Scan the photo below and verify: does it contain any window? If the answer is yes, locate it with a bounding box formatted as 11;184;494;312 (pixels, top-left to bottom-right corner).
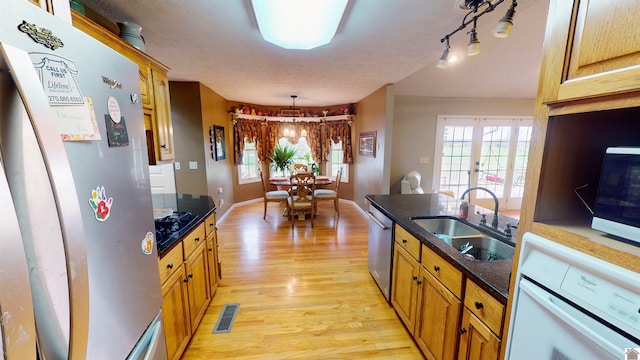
238;141;260;184
327;140;349;182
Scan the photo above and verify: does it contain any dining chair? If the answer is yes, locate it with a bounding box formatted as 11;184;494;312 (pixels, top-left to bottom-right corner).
292;163;309;174
258;168;289;220
314;167;342;216
287;173;316;228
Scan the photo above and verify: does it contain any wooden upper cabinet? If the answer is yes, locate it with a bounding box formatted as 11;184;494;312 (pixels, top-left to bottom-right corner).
551;0;640;102
71;11;174;165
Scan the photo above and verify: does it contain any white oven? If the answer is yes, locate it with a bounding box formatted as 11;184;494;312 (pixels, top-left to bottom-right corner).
505;232;640;359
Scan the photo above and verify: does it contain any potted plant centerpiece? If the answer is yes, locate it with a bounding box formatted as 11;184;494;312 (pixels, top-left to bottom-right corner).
268;143;296;176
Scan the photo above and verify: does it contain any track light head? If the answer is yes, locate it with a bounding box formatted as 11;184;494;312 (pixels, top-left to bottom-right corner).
467;28;480;56
494;1;517;38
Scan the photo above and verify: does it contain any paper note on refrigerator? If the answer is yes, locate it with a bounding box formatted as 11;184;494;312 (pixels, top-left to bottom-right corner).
54;97;101;141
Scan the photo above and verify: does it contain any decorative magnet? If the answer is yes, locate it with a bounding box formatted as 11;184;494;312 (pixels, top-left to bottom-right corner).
88;186;113;221
107;96;121;123
142;232;154;255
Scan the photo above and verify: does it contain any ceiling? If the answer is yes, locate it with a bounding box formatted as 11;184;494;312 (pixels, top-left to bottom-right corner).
80;0;549;107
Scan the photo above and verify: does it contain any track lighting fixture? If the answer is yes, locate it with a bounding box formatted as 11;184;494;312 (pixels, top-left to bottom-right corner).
437;0;517;68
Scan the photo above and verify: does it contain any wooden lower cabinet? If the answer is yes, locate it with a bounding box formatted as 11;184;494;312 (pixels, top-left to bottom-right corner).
391;244;420;332
457;309;500;360
185;241;211;334
159;215;219;360
415;268;462;360
161;264;191;360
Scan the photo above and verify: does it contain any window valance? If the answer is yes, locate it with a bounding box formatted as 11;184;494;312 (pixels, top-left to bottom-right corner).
232;116;354;166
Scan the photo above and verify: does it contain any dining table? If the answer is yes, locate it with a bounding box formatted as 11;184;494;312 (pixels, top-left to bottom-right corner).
268;175;332;217
269;175;332;190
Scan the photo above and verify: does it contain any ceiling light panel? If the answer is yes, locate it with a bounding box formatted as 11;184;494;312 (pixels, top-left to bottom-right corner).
252;0;348;50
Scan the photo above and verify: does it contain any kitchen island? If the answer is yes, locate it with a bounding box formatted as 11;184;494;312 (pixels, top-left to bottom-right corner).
367;193;518;360
366;193;516;301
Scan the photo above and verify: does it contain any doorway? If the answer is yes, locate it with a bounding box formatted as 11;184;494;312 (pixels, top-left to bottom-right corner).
433;116;533;211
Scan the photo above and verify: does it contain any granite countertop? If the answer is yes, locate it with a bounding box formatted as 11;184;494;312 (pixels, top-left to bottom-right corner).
366;193;518;304
152;193;216;256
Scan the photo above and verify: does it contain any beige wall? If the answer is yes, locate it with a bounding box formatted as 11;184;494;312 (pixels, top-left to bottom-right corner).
353;84;395;209
170;82;208;196
392;96;535;193
169;81;235;218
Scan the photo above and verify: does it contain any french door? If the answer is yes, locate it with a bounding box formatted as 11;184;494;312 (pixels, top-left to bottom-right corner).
433;116;533;211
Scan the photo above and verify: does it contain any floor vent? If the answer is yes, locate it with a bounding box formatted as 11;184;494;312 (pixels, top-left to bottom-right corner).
213;303;239;333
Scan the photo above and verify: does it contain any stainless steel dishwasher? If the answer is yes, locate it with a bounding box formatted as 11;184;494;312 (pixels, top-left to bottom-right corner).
367;203;394;301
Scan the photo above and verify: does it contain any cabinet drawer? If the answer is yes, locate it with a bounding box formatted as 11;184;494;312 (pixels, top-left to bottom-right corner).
421;246;463;298
158;243;183;284
464;280;504;336
204;212;216;237
395;225;421;261
182;224;205;259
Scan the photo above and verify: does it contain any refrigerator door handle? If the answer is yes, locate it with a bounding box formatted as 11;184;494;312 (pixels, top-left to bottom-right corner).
0;160;37;359
0;43;89;359
127;311;164;360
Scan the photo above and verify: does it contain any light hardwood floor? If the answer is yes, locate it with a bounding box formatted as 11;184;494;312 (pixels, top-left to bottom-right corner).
180;200;424;359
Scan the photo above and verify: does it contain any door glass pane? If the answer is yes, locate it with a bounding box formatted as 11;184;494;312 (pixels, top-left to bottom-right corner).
478;126;511;198
511;126;532;198
439;126;474;198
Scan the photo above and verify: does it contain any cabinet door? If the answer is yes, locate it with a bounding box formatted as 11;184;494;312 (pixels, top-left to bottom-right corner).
185;242;211;334
457;309;500;360
161;264;191;360
206;230;219;297
415;268;462;360
391;245;419;333
151;66;175;162
554;0;640;102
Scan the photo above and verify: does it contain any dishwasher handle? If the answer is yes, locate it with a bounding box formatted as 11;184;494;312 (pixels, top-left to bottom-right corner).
367;211;391;230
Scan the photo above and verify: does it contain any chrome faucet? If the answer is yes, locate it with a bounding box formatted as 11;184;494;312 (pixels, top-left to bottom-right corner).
460;187;499;229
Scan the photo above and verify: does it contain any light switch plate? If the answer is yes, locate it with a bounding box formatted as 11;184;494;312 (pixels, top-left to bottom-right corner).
419;157;430;164
174;162;181;170
189;161;198;169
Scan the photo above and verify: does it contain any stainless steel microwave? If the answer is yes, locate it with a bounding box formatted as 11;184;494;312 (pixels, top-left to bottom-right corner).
591;147;640;245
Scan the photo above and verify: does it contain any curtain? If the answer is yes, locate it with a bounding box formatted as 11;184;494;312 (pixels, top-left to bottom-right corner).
233;119;265;165
235;118;353;165
322;119;353;164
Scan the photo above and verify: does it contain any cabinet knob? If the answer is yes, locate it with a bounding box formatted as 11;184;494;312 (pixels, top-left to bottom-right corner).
460;327;467;334
167;263;173;269
208;248;213;251
434;265;440;272
183;278;189;283
417;280;422;285
188;274;193;278
474;301;484;309
412;275;418;281
402;239;407;243
161;144;167;149
195;237;200;242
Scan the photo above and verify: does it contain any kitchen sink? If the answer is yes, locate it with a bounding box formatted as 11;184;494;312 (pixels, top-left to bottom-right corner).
452;236;514;261
410;216;514;261
411;216;482;239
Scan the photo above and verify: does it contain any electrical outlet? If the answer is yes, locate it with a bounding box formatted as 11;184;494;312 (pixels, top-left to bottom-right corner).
174;162;181;170
217;188;223;194
219;198;224;208
189;161;198;169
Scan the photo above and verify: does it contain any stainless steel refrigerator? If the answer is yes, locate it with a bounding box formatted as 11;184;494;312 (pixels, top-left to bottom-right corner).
1;2;166;359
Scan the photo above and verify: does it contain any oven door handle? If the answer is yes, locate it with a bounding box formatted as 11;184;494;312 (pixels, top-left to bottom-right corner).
519;280;622;356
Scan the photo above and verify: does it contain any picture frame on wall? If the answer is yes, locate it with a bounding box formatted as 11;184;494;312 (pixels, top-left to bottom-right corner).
214;125;226;161
359;131;376;157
